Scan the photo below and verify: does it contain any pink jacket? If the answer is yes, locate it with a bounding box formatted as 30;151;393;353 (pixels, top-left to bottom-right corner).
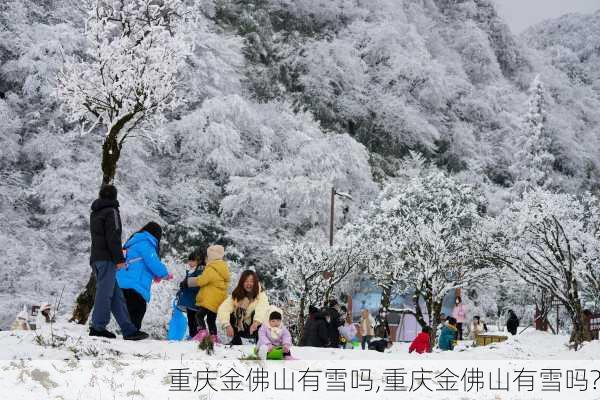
258;323;292;348
452;304;466;323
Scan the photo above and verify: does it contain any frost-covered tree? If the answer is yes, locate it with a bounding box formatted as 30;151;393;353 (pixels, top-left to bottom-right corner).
274;239;363;343
348;156;488;346
57;0;188;184
510;75;554;193
489;190;600;347
56;0;190;323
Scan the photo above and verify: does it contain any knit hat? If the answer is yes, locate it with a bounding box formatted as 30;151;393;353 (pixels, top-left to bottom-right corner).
269;311;282;321
99;184;117;201
206;245;225;262
142;221;162;241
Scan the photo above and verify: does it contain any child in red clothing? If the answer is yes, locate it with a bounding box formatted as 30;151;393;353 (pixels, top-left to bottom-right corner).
409;326;431;354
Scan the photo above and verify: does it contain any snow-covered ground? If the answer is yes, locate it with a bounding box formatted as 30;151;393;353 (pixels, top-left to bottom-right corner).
1;322;600;399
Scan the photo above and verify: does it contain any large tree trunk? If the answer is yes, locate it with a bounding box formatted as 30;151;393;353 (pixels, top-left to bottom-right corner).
568;285;592;349
380;285;391;309
70;272;96;324
429;300;443;350
413;292;428;329
296;295;306;345
101;129;122;184
72;117;131;321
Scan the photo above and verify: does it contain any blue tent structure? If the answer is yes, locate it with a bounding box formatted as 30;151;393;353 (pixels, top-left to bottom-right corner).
350;280;458;342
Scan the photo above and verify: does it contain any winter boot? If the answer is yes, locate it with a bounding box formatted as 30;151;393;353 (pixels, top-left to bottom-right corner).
192;329;208;342
123;331;149;341
89;327;116;339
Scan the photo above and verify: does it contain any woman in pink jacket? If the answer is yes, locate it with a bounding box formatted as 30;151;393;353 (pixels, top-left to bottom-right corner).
452;296;466;340
257;309;293;360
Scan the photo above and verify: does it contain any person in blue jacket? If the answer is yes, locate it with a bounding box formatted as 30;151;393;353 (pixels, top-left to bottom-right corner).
176;246;207;337
117;222;172;330
438;317;458;351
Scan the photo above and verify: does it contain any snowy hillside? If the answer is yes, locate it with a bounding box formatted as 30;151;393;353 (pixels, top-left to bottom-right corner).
1;0;600;333
2;322;600;399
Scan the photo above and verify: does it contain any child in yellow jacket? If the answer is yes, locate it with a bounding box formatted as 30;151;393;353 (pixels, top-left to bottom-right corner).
180;245;230;343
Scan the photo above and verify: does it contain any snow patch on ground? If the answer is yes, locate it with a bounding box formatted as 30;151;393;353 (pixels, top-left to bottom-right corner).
1;322;599;399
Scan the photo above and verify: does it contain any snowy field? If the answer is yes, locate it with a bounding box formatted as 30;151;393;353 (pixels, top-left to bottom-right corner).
1;322;600;400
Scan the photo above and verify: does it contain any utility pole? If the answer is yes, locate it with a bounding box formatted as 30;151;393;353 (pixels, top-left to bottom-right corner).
329;186;354;317
330;187;335;246
329;187;353;247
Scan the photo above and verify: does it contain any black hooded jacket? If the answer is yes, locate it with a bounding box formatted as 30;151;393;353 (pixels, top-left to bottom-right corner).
506;312;519;335
89;198;125;265
300;312;330;347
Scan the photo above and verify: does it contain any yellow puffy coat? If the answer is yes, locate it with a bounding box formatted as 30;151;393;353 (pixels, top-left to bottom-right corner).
193;260;230;313
217;289;270;328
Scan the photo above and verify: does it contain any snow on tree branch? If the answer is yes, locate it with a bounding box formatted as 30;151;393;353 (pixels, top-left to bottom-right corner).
56;0;190;141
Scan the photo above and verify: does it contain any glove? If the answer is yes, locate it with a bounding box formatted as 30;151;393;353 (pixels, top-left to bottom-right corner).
166;272;174;281
153;277;162;283
267;345;273;352
179;279;188;289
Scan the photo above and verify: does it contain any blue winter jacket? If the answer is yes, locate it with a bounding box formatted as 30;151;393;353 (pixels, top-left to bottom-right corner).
176;268;202;311
438;324;458;351
116;231;168;302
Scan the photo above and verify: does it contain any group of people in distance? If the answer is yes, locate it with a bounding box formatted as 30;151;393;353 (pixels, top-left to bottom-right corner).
299;302;393;352
408;297;521;354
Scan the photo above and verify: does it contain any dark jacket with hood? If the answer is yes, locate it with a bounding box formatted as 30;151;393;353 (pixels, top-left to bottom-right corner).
89;198;125;265
325;306;344;348
300;312;330;347
506;312;519;335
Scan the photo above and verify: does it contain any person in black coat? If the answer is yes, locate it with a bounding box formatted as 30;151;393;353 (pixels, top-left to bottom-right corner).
368;307;392;352
89;184;147;341
300;305;330;347
506;309;519;335
324;299;344;348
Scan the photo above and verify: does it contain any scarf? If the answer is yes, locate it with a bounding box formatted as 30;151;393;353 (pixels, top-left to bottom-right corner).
234;297;251;331
268;324;283;341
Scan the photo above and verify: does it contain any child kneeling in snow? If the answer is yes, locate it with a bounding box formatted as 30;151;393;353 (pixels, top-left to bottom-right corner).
408;326;431;354
257;310;293;360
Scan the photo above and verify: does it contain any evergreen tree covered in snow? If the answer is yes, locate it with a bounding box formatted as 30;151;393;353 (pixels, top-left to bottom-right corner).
511;75;554;194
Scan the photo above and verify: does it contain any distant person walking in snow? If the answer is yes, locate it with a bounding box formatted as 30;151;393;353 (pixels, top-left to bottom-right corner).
181;245;230;343
217;269;268;345
176;247;207;337
506;309;519;335
300;305;330;347
358;309;375;350
89;185;147;341
452;296;466;340
117;222;172;331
